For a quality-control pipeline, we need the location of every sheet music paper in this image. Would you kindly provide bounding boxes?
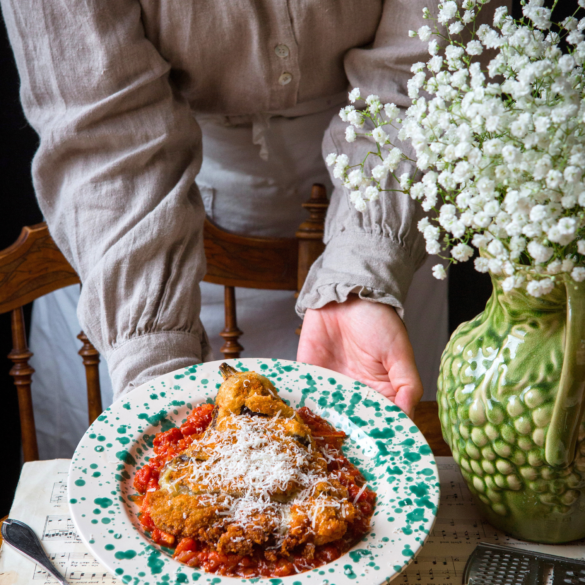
[1,457,584,585]
[0,459,120,585]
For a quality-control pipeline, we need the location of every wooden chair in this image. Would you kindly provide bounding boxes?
[0,184,330,463]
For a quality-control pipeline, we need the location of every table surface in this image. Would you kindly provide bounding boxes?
[413,400,450,456]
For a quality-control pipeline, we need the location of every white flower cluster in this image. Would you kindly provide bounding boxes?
[328,0,585,296]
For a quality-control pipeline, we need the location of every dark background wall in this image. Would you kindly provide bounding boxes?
[0,15,42,515]
[0,0,579,515]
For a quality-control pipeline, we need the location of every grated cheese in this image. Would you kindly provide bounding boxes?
[160,414,350,543]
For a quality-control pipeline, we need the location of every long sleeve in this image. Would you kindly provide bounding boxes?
[1,0,208,398]
[296,0,509,319]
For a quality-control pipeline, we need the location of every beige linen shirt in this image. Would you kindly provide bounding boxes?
[1,0,504,399]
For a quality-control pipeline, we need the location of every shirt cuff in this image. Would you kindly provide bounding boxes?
[295,230,420,320]
[106,329,211,401]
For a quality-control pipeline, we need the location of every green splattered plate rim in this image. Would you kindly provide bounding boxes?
[68,358,439,585]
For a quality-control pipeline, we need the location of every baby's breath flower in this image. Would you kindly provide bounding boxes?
[475,257,490,272]
[438,1,458,25]
[572,267,585,282]
[528,241,554,264]
[334,4,585,298]
[432,264,447,279]
[449,22,464,35]
[418,25,432,42]
[364,186,380,201]
[347,110,364,128]
[345,126,356,143]
[384,103,400,120]
[527,278,555,297]
[466,40,483,55]
[348,88,360,103]
[372,127,389,145]
[452,243,474,262]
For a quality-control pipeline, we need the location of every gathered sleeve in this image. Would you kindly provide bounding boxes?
[296,0,508,319]
[1,0,208,398]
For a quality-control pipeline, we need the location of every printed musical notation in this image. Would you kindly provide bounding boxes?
[42,515,82,543]
[32,552,119,584]
[398,555,466,585]
[49,476,67,505]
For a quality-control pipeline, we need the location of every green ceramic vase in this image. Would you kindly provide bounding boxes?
[438,271,585,543]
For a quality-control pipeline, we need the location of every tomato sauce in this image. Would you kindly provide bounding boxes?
[133,404,376,578]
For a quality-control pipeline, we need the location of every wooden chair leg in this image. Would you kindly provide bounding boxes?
[8,306,39,462]
[220,286,244,359]
[295,184,330,334]
[78,331,103,425]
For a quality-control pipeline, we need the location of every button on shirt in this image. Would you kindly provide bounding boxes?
[278,72,293,85]
[0,0,509,397]
[274,44,289,58]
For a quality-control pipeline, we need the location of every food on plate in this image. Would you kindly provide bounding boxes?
[133,363,376,578]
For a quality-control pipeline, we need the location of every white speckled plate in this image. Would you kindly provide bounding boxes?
[68,358,439,585]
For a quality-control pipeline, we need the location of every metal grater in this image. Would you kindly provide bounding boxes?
[463,542,585,585]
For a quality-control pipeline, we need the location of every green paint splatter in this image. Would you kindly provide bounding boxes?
[116,450,136,466]
[409,483,429,498]
[75,479,86,487]
[343,565,357,579]
[369,428,395,439]
[147,549,165,575]
[362,398,380,411]
[419,444,432,455]
[404,451,422,463]
[94,497,113,508]
[69,498,77,504]
[349,415,367,428]
[105,544,115,551]
[114,550,136,560]
[406,508,427,523]
[349,550,372,563]
[138,410,176,432]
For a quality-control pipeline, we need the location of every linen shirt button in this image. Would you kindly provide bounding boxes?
[274,44,289,58]
[278,72,293,85]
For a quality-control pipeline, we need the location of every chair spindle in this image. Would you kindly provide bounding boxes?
[220,285,244,359]
[77,331,103,425]
[8,306,39,462]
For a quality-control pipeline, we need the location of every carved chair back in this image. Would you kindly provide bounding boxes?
[0,184,329,462]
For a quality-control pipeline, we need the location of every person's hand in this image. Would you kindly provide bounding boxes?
[297,295,423,418]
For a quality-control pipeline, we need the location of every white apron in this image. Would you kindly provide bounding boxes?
[28,104,448,459]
